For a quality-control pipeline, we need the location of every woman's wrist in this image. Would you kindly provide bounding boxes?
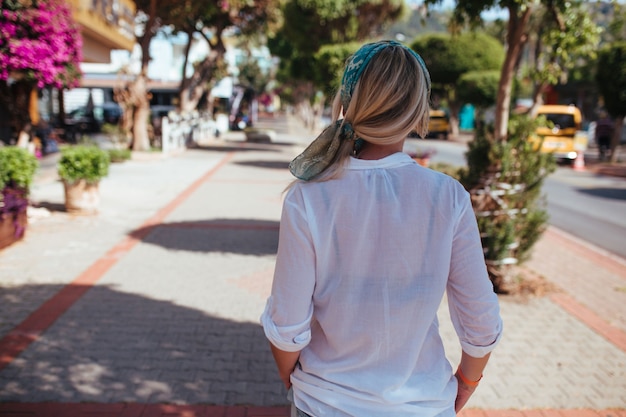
[456,366,482,388]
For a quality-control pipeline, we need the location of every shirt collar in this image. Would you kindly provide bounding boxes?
[347,152,415,170]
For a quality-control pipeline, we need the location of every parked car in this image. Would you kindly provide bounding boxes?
[150,105,176,120]
[530,104,588,162]
[64,102,123,142]
[408,109,451,139]
[427,109,450,139]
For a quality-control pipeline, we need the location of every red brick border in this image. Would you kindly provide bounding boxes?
[542,226,626,353]
[545,227,626,281]
[0,404,624,417]
[551,292,626,352]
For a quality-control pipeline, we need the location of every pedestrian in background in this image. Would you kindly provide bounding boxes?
[595,111,614,161]
[261,40,503,417]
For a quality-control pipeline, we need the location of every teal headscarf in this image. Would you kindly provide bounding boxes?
[340,40,431,111]
[289,40,430,181]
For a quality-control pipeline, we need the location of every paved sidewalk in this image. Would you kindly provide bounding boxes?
[0,114,625,416]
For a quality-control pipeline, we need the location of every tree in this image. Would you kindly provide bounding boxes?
[269,0,404,127]
[596,41,626,163]
[459,115,556,292]
[113,0,166,151]
[524,2,601,113]
[456,69,500,122]
[424,0,600,141]
[410,32,504,136]
[116,0,279,151]
[421,1,601,290]
[0,0,82,145]
[313,42,361,97]
[603,2,626,44]
[173,0,280,112]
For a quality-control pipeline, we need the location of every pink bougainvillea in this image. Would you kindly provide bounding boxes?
[0,0,83,89]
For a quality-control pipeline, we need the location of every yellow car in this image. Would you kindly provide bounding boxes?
[531,105,588,161]
[427,109,450,140]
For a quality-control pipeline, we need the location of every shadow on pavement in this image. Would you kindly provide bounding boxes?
[0,284,286,404]
[31,201,67,213]
[129,219,279,255]
[195,141,295,153]
[577,187,626,201]
[234,160,291,170]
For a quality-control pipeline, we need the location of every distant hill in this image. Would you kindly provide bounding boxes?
[382,7,450,42]
[385,1,622,44]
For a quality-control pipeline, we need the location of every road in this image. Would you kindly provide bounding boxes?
[405,137,626,259]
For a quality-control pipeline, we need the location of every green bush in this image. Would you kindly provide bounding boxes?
[0,146,38,191]
[107,148,132,163]
[429,162,463,180]
[58,145,110,184]
[459,114,556,293]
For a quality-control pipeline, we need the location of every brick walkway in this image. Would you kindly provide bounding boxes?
[1,115,625,416]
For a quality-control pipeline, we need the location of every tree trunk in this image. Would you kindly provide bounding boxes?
[130,74,151,151]
[448,99,461,139]
[610,116,624,164]
[179,30,226,113]
[494,5,533,141]
[124,0,157,151]
[0,79,34,146]
[12,81,34,148]
[528,81,548,116]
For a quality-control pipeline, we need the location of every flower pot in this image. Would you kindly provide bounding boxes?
[413,157,430,167]
[63,180,100,214]
[0,210,27,250]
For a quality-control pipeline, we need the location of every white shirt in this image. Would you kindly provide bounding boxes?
[261,152,502,417]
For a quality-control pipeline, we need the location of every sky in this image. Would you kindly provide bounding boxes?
[407,0,508,20]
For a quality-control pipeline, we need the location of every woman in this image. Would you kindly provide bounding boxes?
[261,40,503,417]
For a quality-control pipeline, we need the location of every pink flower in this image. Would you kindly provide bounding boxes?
[0,0,82,88]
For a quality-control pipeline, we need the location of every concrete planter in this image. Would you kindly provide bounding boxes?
[0,210,27,250]
[63,180,100,214]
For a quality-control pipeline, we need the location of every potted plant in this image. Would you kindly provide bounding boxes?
[0,147,38,249]
[57,145,110,214]
[407,147,436,167]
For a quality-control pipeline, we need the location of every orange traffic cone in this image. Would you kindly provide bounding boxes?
[573,151,586,171]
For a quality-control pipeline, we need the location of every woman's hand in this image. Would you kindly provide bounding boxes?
[454,351,489,413]
[269,343,300,391]
[454,372,477,412]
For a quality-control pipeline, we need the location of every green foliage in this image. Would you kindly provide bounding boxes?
[410,31,503,134]
[599,2,626,44]
[458,115,556,292]
[237,54,271,94]
[313,42,361,95]
[57,145,110,185]
[527,1,601,88]
[101,123,131,148]
[430,162,463,179]
[456,70,500,109]
[107,148,132,163]
[596,41,626,117]
[0,146,38,191]
[270,0,404,84]
[410,32,504,86]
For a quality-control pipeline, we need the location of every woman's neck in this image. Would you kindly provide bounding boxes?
[355,140,405,160]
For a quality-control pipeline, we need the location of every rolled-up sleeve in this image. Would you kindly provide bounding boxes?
[261,296,312,351]
[447,189,503,358]
[261,186,316,352]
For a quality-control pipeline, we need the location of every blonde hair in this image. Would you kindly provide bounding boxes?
[314,44,430,182]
